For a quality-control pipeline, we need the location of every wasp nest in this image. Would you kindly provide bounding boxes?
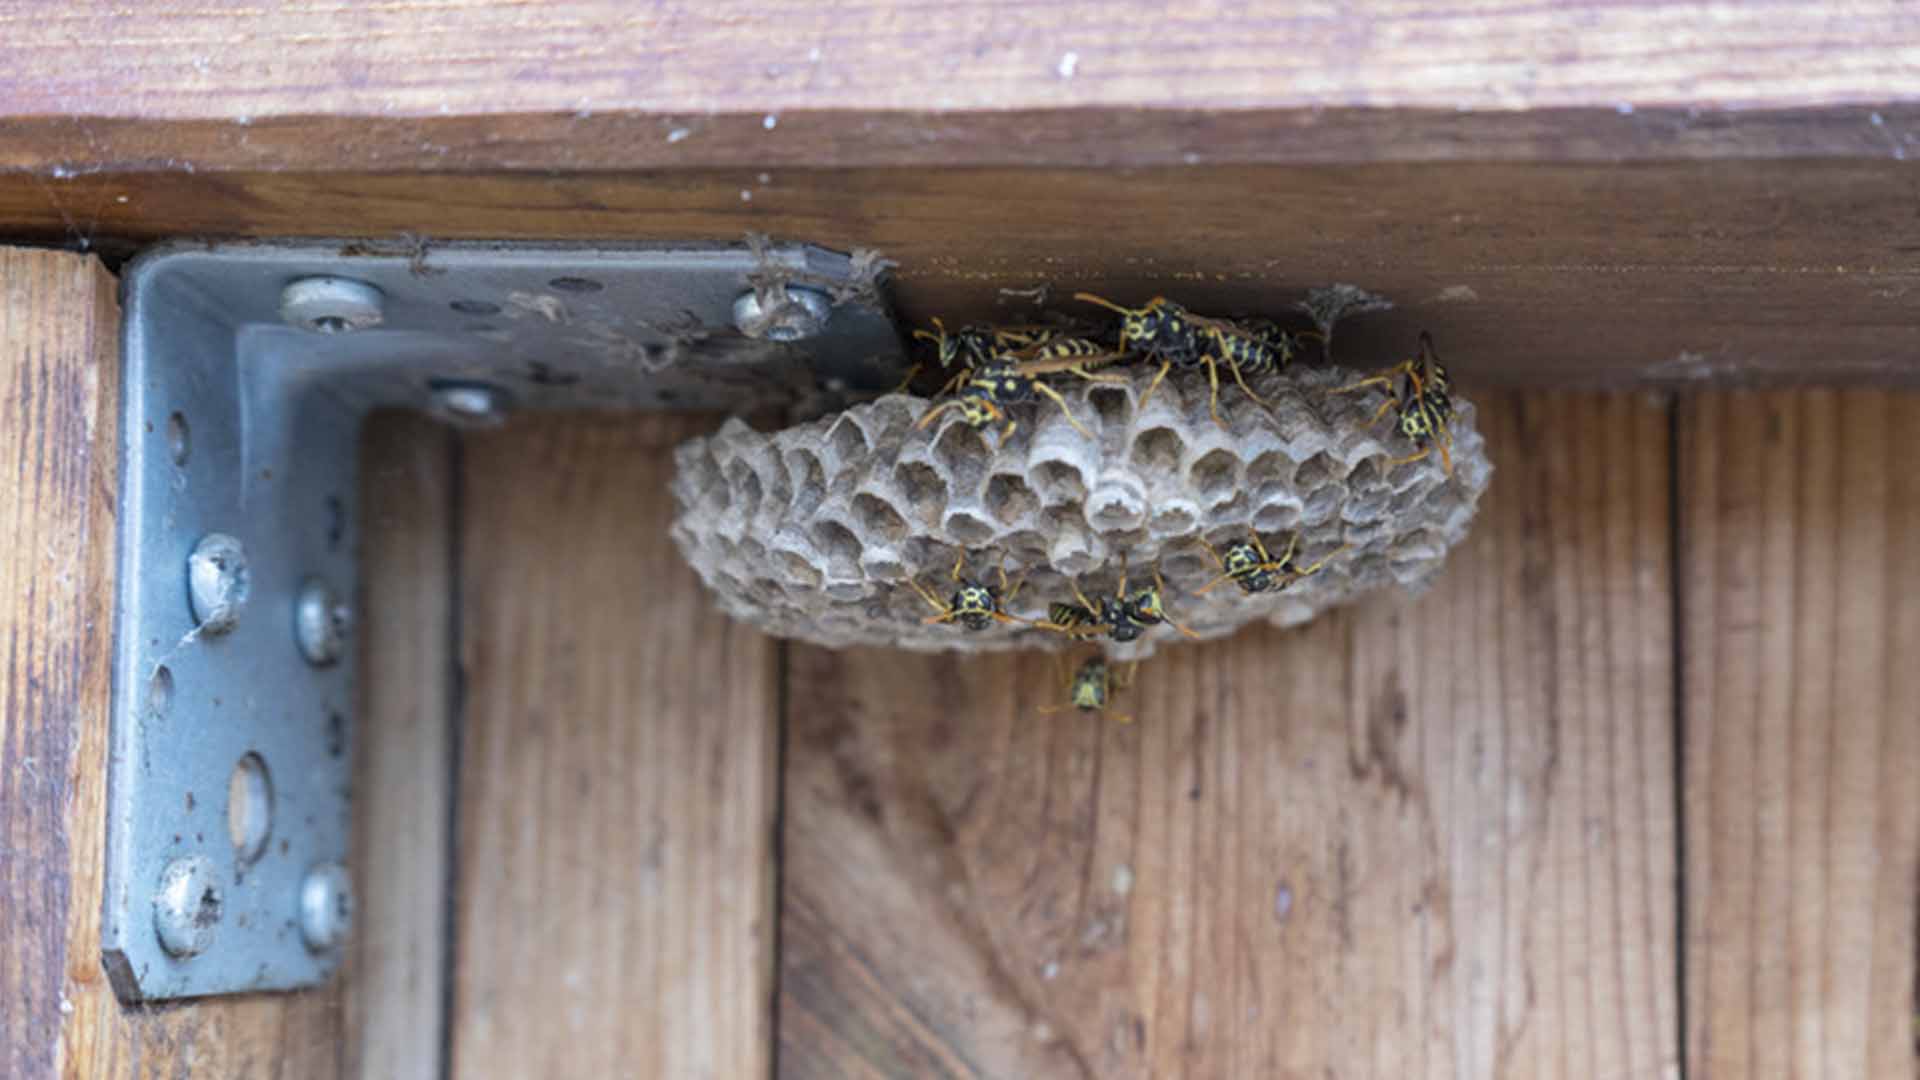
[670,364,1490,658]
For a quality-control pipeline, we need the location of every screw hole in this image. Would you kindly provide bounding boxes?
[326,712,347,759]
[227,753,273,865]
[165,412,190,466]
[309,315,351,334]
[450,298,501,315]
[547,276,603,293]
[148,665,173,719]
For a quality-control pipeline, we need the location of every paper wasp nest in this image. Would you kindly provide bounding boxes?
[670,364,1490,658]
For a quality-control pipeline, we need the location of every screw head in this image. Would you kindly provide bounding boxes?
[154,856,222,958]
[299,863,354,951]
[294,578,351,666]
[279,277,385,334]
[427,382,508,429]
[732,286,832,342]
[187,533,250,634]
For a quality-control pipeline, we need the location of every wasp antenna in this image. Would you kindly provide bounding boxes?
[914,401,955,430]
[1073,291,1133,315]
[1195,573,1235,596]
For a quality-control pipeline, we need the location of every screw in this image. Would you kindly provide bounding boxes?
[732,286,832,342]
[427,382,509,429]
[187,533,250,634]
[154,856,222,957]
[294,578,351,666]
[279,277,384,334]
[299,863,354,951]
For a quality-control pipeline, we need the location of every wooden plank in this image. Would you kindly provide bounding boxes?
[343,413,458,1078]
[6,162,1919,388]
[1,2,1917,172]
[779,391,1681,1077]
[1680,390,1920,1079]
[0,247,347,1077]
[451,414,779,1079]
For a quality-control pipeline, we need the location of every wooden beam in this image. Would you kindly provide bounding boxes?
[779,391,1682,1077]
[1,2,1917,173]
[1679,390,1920,1079]
[449,414,779,1079]
[343,413,459,1078]
[5,162,1919,388]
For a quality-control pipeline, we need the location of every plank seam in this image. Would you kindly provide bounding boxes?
[437,429,465,1080]
[1667,394,1690,1080]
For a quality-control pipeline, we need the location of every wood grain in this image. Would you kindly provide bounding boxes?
[451,414,779,1079]
[779,391,1681,1078]
[344,413,459,1079]
[1,2,1917,173]
[1680,391,1920,1079]
[0,247,348,1077]
[7,161,1920,388]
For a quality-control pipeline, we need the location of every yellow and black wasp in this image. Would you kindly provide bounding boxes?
[1195,527,1348,595]
[913,337,1121,443]
[1336,331,1455,474]
[1039,654,1139,725]
[1038,555,1200,643]
[1074,293,1308,428]
[906,551,1031,631]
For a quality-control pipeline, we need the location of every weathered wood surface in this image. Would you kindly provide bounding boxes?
[450,414,779,1079]
[1680,391,1920,1079]
[344,414,459,1079]
[2,2,1917,172]
[779,392,1683,1078]
[7,163,1920,388]
[0,247,349,1076]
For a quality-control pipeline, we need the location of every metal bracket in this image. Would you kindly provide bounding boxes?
[105,241,905,1001]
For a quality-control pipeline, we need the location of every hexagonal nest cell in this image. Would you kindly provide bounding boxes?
[670,363,1491,658]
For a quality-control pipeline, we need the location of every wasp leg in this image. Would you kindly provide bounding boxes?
[1195,571,1239,596]
[1333,373,1396,396]
[1436,424,1454,476]
[1138,360,1173,409]
[1030,382,1095,439]
[1116,551,1130,600]
[905,577,950,617]
[1106,710,1135,725]
[890,364,924,394]
[1203,356,1228,429]
[1387,445,1433,469]
[1367,395,1399,427]
[1226,355,1272,410]
[933,370,972,397]
[1275,530,1299,567]
[1195,534,1231,572]
[1289,543,1351,581]
[1065,363,1129,383]
[1114,660,1139,691]
[914,400,961,431]
[1067,579,1103,622]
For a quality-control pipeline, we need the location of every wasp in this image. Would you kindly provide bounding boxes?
[1039,555,1199,642]
[899,319,1056,394]
[913,337,1119,443]
[1336,331,1455,474]
[906,551,1030,630]
[1195,527,1348,595]
[1075,293,1302,428]
[1039,654,1139,725]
